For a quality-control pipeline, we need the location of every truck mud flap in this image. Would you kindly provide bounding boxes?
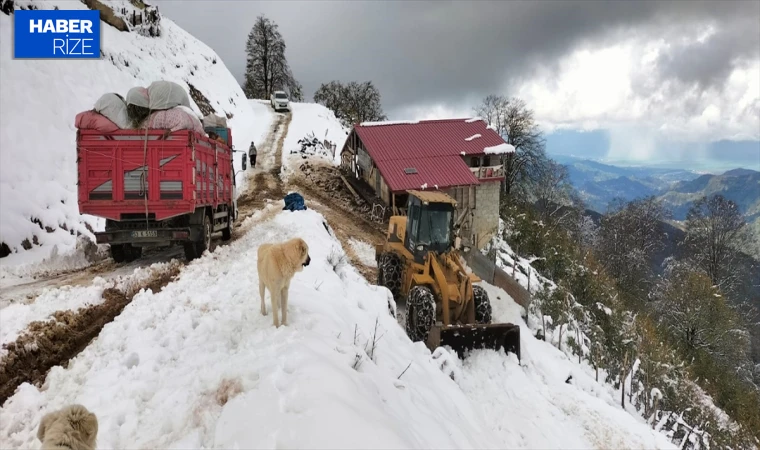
[432,323,521,361]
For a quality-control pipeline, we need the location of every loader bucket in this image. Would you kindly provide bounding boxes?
[434,323,521,361]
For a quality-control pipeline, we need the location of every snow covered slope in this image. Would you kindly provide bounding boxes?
[0,1,266,265]
[281,102,348,179]
[0,206,674,449]
[0,207,498,449]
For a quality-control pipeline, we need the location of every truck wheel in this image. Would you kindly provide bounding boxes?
[199,214,214,253]
[377,253,402,301]
[110,244,126,263]
[405,285,436,343]
[473,285,492,324]
[183,242,198,261]
[124,245,142,263]
[221,211,232,241]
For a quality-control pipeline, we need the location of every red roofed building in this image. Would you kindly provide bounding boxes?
[339,118,514,248]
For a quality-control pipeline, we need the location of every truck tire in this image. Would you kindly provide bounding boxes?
[124,244,142,263]
[221,210,232,241]
[110,244,126,263]
[473,285,492,324]
[405,285,436,343]
[184,214,214,261]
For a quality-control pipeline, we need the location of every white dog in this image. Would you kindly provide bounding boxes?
[257,237,310,327]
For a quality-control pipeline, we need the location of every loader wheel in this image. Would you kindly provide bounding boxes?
[377,253,402,301]
[110,244,126,263]
[405,286,436,343]
[473,285,492,324]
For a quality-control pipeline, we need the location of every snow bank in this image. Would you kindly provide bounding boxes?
[281,102,348,179]
[0,209,497,449]
[348,238,377,268]
[0,1,261,265]
[484,143,516,154]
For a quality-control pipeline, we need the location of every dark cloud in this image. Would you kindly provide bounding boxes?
[152,0,759,118]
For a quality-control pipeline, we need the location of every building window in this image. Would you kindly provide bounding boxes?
[483,155,491,167]
[470,156,480,167]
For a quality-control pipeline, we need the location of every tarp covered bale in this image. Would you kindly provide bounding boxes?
[147,80,191,111]
[202,114,227,128]
[126,86,149,108]
[143,105,204,133]
[75,110,120,133]
[126,86,151,127]
[93,93,130,129]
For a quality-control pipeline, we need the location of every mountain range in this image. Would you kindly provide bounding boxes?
[554,155,760,222]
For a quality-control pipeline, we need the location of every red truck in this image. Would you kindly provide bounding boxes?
[77,128,241,262]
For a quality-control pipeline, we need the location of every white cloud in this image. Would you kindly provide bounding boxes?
[514,32,760,143]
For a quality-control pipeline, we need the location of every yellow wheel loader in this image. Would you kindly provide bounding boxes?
[375,190,521,359]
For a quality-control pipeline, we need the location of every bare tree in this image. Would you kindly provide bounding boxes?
[684,195,752,297]
[596,196,668,297]
[473,95,547,198]
[534,159,574,221]
[244,15,302,100]
[314,80,386,127]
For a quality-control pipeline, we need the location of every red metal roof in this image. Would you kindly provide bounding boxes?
[380,156,479,192]
[353,118,507,192]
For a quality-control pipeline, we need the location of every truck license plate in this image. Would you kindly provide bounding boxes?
[131,230,158,238]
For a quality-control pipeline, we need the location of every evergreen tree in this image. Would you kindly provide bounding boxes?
[244,15,301,100]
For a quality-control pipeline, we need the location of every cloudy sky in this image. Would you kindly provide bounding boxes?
[154,0,760,168]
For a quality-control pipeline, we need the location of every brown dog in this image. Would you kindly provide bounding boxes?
[37,404,98,450]
[258,237,311,327]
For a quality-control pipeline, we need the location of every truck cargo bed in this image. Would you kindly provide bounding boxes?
[77,129,234,221]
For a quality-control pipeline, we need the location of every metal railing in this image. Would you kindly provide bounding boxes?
[469,164,504,179]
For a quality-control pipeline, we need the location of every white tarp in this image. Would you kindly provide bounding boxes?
[202,113,227,128]
[93,93,130,129]
[147,80,191,111]
[126,86,150,108]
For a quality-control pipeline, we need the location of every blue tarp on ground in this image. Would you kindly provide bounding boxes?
[283,192,307,212]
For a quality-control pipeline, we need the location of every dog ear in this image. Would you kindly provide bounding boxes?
[37,411,59,441]
[299,239,309,257]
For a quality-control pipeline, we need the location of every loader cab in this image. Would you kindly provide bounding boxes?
[405,194,455,262]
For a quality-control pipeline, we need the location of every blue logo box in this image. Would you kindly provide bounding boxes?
[14,9,100,59]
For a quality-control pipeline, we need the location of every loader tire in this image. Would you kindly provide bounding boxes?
[377,253,402,301]
[405,285,436,343]
[473,285,492,324]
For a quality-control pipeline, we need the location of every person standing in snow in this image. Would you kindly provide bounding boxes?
[249,142,257,169]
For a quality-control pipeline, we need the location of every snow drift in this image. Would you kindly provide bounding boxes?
[0,0,265,266]
[281,102,348,180]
